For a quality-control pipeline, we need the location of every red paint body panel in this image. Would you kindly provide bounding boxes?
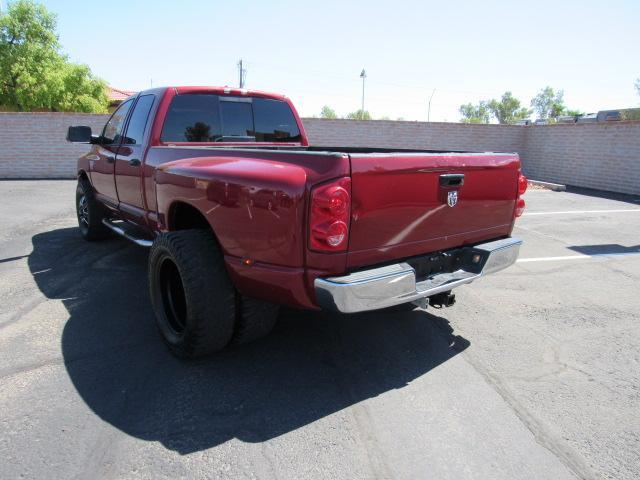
[75,86,521,310]
[147,146,349,308]
[225,256,317,310]
[347,153,519,268]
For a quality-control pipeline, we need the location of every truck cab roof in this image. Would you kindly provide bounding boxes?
[131,86,290,102]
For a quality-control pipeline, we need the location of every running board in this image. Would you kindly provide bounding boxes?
[102,219,153,247]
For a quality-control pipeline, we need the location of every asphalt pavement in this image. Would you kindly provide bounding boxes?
[1,180,639,479]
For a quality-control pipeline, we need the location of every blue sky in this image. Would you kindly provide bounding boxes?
[29,0,640,121]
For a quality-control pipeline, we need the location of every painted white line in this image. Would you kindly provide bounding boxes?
[517,251,640,263]
[518,255,589,263]
[523,209,640,216]
[206,204,220,214]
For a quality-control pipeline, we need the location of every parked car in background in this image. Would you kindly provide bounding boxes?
[577,113,598,123]
[596,110,621,122]
[557,115,578,124]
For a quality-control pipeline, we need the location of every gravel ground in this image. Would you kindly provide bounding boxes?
[1,180,639,480]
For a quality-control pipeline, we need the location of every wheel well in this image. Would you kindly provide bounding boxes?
[169,202,212,231]
[78,170,89,183]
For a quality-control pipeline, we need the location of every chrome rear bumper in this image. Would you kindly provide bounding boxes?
[314,238,522,313]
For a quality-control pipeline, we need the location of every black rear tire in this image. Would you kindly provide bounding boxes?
[76,178,111,241]
[149,230,236,358]
[232,295,279,345]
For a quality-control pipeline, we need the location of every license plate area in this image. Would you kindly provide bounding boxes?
[406,246,487,281]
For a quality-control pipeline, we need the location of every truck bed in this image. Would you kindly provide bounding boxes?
[150,144,520,271]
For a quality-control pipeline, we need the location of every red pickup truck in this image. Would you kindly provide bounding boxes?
[67,86,526,358]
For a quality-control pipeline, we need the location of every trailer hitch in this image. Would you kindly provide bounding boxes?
[429,291,456,308]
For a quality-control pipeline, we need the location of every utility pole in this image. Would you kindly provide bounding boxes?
[0,0,5,13]
[238,59,247,88]
[427,88,436,122]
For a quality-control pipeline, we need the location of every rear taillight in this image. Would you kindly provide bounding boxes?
[518,174,528,196]
[309,177,351,252]
[515,174,527,217]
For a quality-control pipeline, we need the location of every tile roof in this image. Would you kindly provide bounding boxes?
[107,86,136,102]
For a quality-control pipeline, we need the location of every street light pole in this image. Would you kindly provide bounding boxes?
[360,69,367,116]
[427,88,436,122]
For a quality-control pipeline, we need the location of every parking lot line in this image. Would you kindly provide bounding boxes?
[517,251,640,263]
[523,209,640,216]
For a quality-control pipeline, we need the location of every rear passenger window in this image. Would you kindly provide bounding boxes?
[161,94,221,142]
[123,95,155,145]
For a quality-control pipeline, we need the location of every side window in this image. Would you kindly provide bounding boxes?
[161,94,221,142]
[123,95,155,145]
[220,99,254,137]
[102,100,133,145]
[252,98,301,142]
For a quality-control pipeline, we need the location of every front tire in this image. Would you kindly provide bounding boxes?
[149,230,236,358]
[76,178,110,240]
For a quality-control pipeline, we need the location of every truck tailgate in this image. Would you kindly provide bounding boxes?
[347,153,520,268]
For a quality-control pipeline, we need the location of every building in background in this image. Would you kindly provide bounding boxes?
[107,86,136,112]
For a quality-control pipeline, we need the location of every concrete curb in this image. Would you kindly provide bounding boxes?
[528,180,567,192]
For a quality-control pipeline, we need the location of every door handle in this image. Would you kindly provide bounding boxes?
[106,156,115,163]
[439,174,465,187]
[129,158,141,167]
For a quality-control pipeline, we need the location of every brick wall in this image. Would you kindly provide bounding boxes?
[520,122,640,195]
[0,112,108,179]
[1,113,638,195]
[303,118,525,153]
[304,118,640,195]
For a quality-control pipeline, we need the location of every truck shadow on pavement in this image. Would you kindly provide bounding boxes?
[29,227,469,455]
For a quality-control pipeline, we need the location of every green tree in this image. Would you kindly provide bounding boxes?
[319,105,337,119]
[565,109,584,117]
[620,109,640,121]
[346,109,371,120]
[530,86,566,121]
[459,101,491,123]
[53,62,109,112]
[487,91,531,124]
[0,0,108,112]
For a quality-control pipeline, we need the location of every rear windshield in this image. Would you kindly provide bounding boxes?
[161,94,301,143]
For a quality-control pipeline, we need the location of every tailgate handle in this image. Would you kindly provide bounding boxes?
[439,174,464,187]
